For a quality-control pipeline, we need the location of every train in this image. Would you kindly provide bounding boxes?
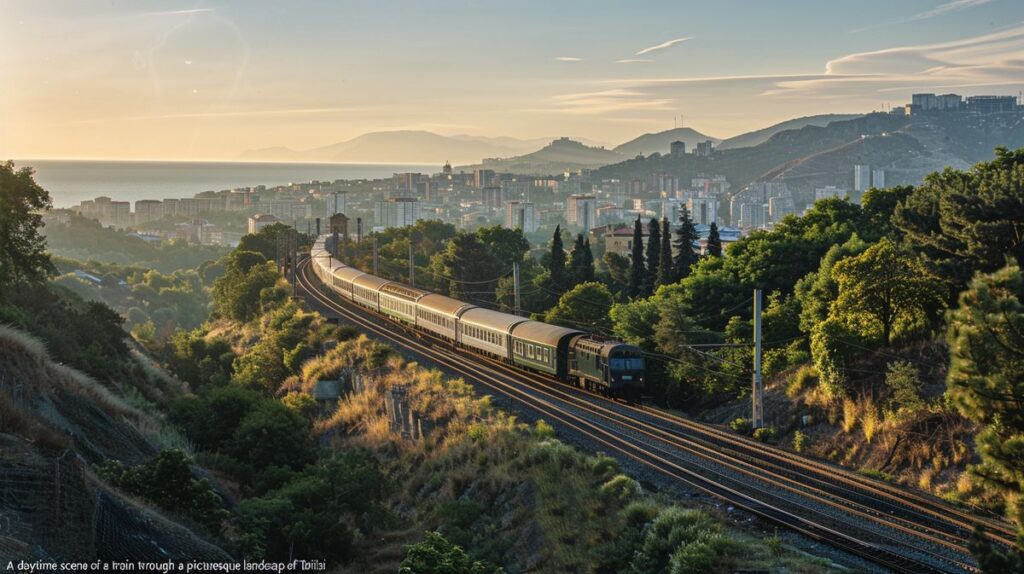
[309,235,646,396]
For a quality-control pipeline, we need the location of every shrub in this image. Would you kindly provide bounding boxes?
[533,419,555,440]
[842,398,859,433]
[861,402,880,443]
[729,418,752,435]
[786,365,818,398]
[752,426,776,443]
[792,430,808,453]
[764,529,783,557]
[601,474,641,503]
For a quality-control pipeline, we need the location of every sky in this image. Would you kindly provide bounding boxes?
[2,0,1023,161]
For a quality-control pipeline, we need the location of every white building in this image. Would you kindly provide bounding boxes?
[854,164,872,192]
[248,214,281,234]
[871,169,885,189]
[374,197,421,229]
[566,194,597,230]
[814,186,848,202]
[505,201,536,233]
[134,200,164,224]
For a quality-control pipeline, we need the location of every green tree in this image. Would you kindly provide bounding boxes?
[399,531,504,574]
[0,161,54,291]
[947,262,1024,529]
[894,147,1024,295]
[672,207,700,281]
[211,250,281,322]
[96,449,228,531]
[476,225,530,265]
[431,232,501,301]
[548,225,567,294]
[831,238,946,346]
[544,281,614,333]
[705,222,722,258]
[794,235,869,334]
[604,251,630,293]
[861,185,913,241]
[657,217,673,287]
[237,223,300,261]
[568,233,595,284]
[644,218,661,295]
[628,218,646,298]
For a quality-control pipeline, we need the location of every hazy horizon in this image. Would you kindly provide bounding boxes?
[3,0,1023,161]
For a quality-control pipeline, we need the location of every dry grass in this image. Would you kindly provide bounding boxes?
[842,398,859,433]
[861,402,879,443]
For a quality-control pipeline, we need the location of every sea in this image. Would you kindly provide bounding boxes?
[16,159,434,208]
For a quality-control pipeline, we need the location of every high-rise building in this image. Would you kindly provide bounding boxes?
[134,200,164,224]
[374,197,421,228]
[965,95,1017,114]
[670,140,686,158]
[505,202,536,233]
[566,194,597,231]
[871,169,885,189]
[854,164,872,192]
[325,191,347,221]
[814,186,847,202]
[482,186,502,209]
[473,169,495,188]
[687,197,718,226]
[695,140,715,157]
[768,195,795,222]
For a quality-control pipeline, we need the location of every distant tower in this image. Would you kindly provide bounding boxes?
[854,165,872,192]
[442,161,453,177]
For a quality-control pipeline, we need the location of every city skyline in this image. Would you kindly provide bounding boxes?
[2,0,1023,161]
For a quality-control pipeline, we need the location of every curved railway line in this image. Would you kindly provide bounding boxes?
[296,256,1016,573]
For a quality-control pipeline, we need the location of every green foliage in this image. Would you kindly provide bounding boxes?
[96,449,228,531]
[568,233,595,286]
[946,262,1024,527]
[809,318,862,400]
[211,250,281,322]
[0,161,53,290]
[544,281,614,333]
[861,185,914,240]
[630,507,731,574]
[705,221,722,258]
[885,360,925,415]
[237,223,300,261]
[43,214,229,272]
[894,147,1024,295]
[969,526,1024,574]
[794,235,869,333]
[431,232,502,302]
[644,218,661,295]
[792,431,808,453]
[477,225,530,267]
[786,366,818,398]
[831,238,946,345]
[729,418,753,435]
[600,474,640,503]
[753,426,777,443]
[532,419,555,440]
[238,452,385,561]
[672,206,700,282]
[399,531,504,574]
[548,225,567,295]
[603,251,631,294]
[167,330,235,389]
[657,217,674,287]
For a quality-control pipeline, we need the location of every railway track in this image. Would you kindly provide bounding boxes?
[296,257,1011,573]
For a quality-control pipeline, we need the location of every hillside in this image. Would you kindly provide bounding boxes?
[613,127,720,158]
[464,137,624,175]
[0,326,230,561]
[717,114,863,150]
[595,111,1024,206]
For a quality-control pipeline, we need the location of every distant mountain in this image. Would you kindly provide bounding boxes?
[239,130,536,165]
[594,111,1024,209]
[462,137,624,174]
[717,114,863,150]
[613,127,720,158]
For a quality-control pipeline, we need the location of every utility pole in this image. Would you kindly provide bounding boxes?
[752,288,764,429]
[356,217,363,244]
[372,235,379,276]
[513,261,521,316]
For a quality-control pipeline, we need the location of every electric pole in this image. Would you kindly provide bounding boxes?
[752,288,764,429]
[513,261,521,317]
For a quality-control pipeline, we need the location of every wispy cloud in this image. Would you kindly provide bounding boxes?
[538,89,672,115]
[910,0,993,21]
[73,106,372,124]
[554,56,583,62]
[635,37,691,56]
[616,58,653,64]
[148,8,214,17]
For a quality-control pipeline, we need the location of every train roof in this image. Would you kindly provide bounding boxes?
[418,293,476,318]
[459,307,528,332]
[352,272,391,291]
[380,282,430,301]
[575,337,641,357]
[332,264,366,283]
[511,321,585,347]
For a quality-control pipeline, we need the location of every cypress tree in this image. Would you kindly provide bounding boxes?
[568,233,586,285]
[673,206,700,281]
[706,221,723,258]
[644,218,661,295]
[550,224,566,291]
[657,217,673,286]
[581,238,595,282]
[628,217,646,298]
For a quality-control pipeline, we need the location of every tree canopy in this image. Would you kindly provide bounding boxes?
[0,161,53,291]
